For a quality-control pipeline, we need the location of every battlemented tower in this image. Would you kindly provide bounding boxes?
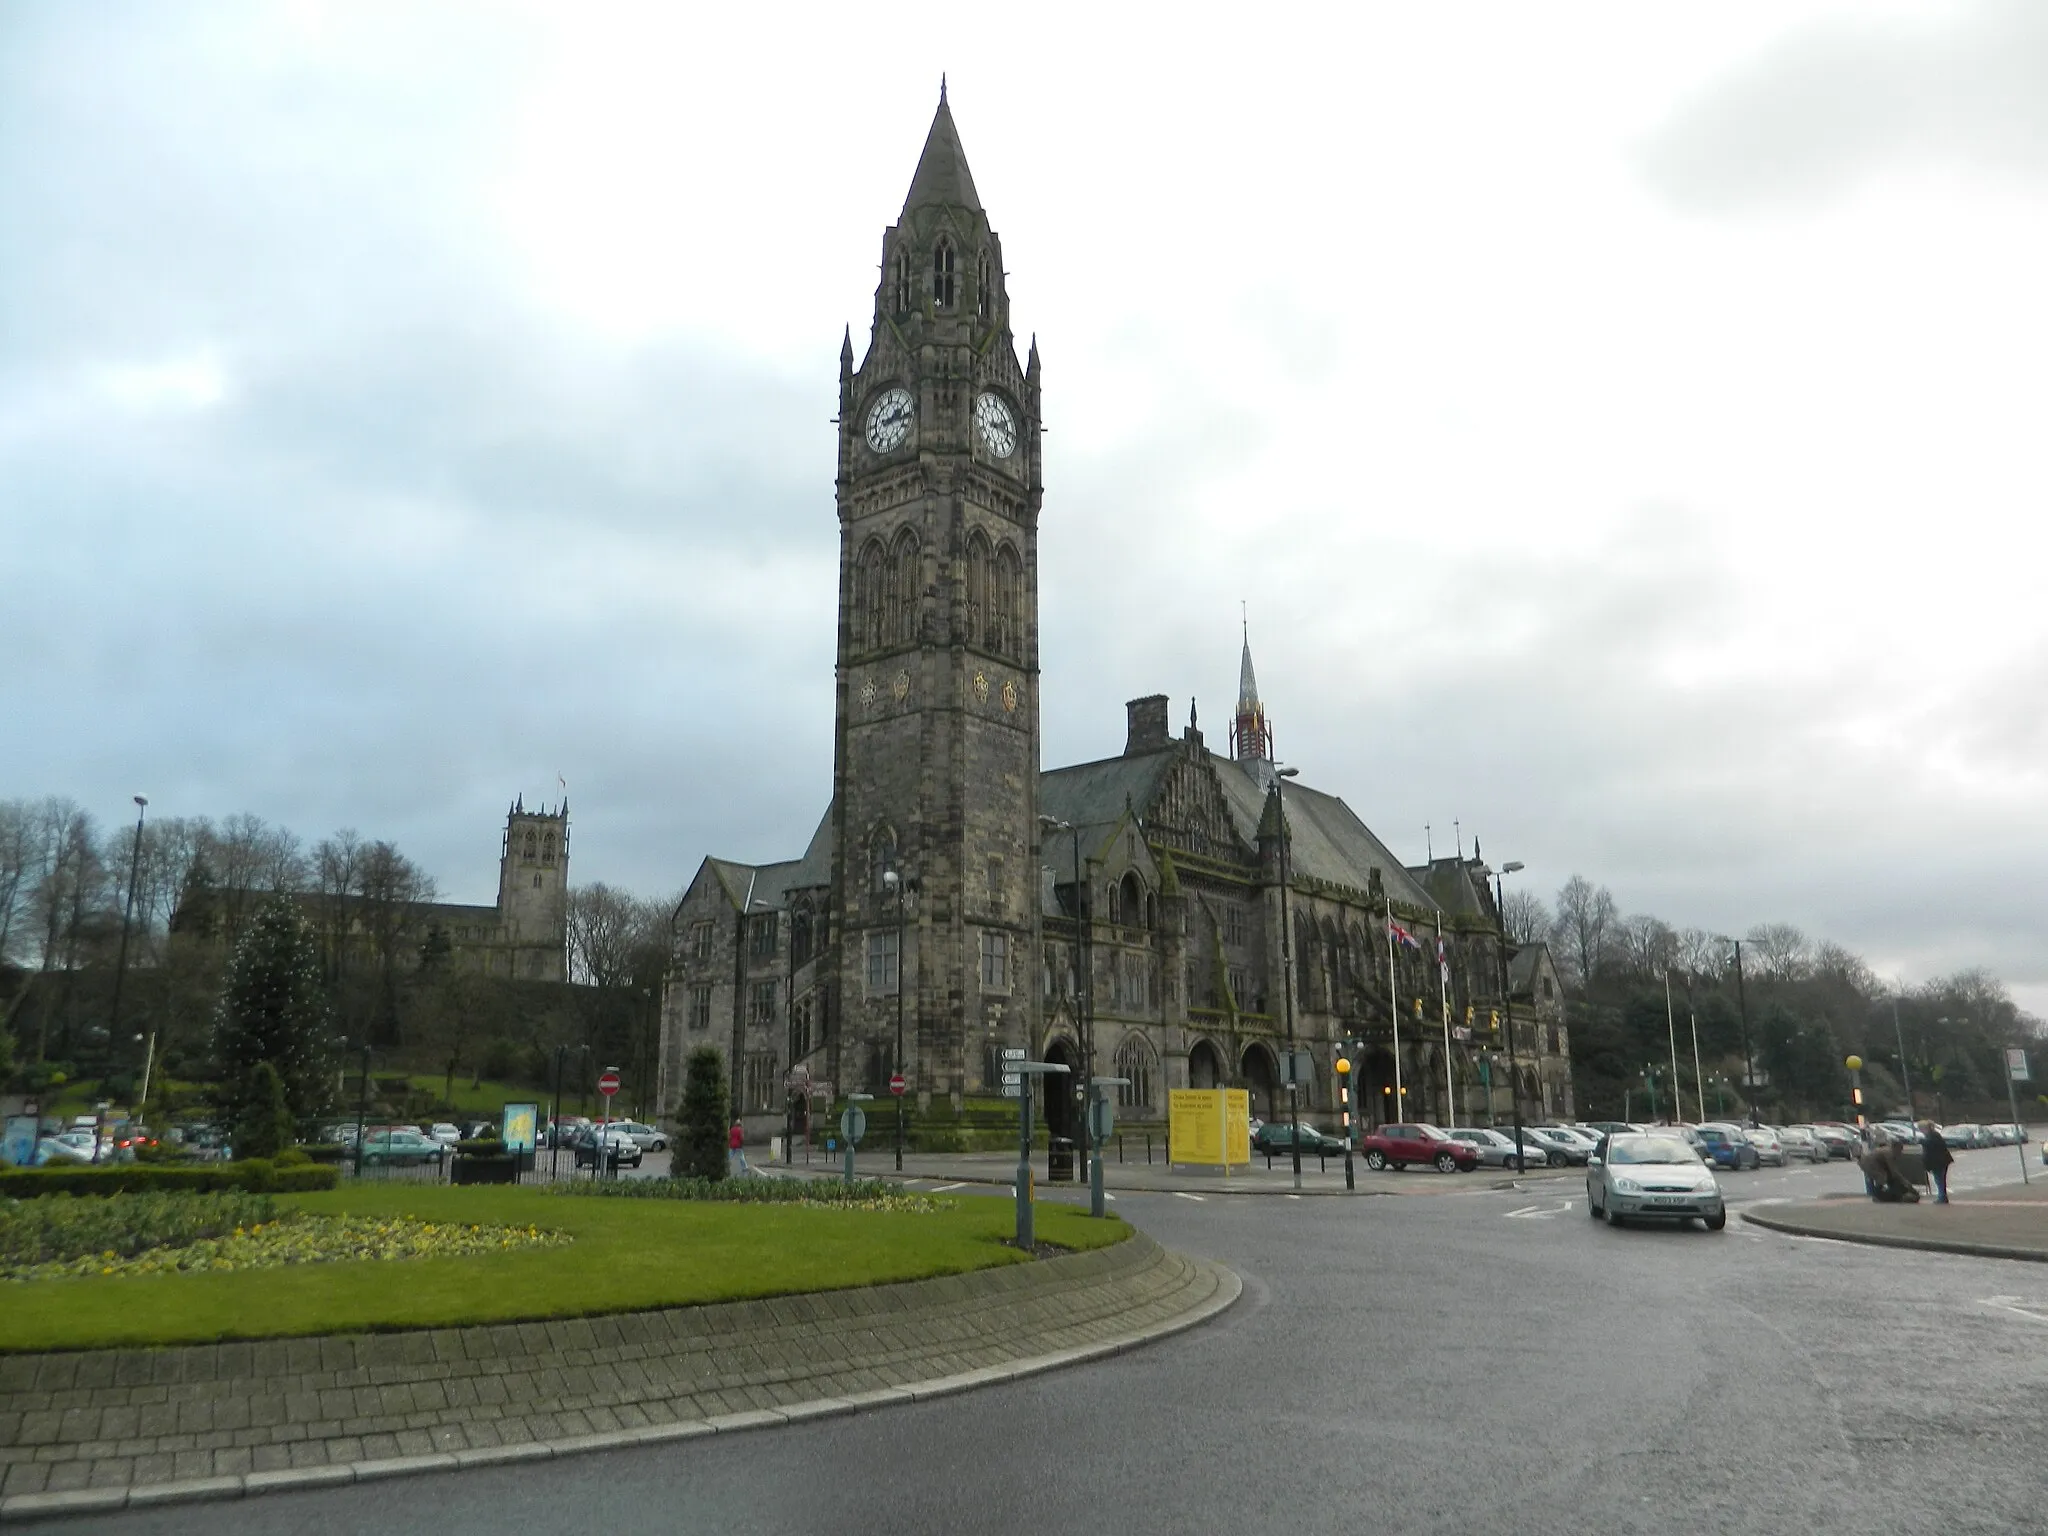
[497,794,569,981]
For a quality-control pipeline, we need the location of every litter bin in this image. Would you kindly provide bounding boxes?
[1047,1137,1076,1183]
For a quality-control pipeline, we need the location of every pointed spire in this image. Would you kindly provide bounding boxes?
[1232,612,1272,764]
[840,324,853,366]
[901,86,983,216]
[1237,613,1260,712]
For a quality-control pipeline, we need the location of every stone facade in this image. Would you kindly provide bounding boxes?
[656,92,1572,1135]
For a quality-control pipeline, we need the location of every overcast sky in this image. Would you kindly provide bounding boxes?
[6,2,2046,1015]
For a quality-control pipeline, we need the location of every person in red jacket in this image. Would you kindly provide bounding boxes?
[728,1120,749,1177]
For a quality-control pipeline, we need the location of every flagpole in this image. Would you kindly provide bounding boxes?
[1436,912,1455,1128]
[1385,894,1403,1118]
[1663,970,1684,1123]
[1686,972,1706,1122]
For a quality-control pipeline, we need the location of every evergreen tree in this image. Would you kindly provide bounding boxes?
[232,1059,295,1159]
[212,898,333,1135]
[675,1045,728,1181]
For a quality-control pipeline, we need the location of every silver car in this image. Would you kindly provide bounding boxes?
[1447,1127,1522,1168]
[1587,1134,1727,1231]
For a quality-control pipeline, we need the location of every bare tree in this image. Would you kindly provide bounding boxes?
[312,829,365,979]
[1676,927,1724,978]
[1616,914,1679,979]
[567,882,665,989]
[1549,874,1617,990]
[1501,887,1550,945]
[1745,922,1811,984]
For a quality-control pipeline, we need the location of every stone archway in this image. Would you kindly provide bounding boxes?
[1240,1040,1280,1123]
[1042,1036,1081,1142]
[1188,1038,1225,1091]
[1360,1047,1397,1128]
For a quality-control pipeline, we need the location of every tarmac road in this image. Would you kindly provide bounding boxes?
[45,1151,2048,1536]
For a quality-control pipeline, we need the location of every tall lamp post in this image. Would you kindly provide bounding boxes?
[1038,816,1093,1188]
[108,795,148,1106]
[1716,936,1758,1124]
[1881,991,1915,1119]
[882,869,910,1172]
[1273,768,1303,1191]
[1491,860,1527,1174]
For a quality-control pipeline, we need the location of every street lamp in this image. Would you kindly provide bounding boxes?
[882,868,911,1172]
[347,1038,374,1177]
[1274,767,1303,1192]
[1038,815,1093,1188]
[1879,991,1914,1119]
[1491,860,1527,1175]
[1715,936,1758,1124]
[108,795,148,1111]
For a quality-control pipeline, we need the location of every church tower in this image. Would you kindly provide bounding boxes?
[1231,624,1273,765]
[829,86,1043,1106]
[496,794,569,981]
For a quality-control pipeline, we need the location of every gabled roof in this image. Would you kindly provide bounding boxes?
[901,89,982,217]
[691,807,835,917]
[1409,857,1492,923]
[1040,751,1177,833]
[1209,756,1438,911]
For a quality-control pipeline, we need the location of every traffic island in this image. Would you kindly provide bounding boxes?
[1742,1179,2048,1262]
[0,1229,1237,1521]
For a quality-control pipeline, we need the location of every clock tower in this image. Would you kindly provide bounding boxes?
[830,85,1043,1106]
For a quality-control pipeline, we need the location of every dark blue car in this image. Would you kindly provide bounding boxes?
[1693,1124,1760,1170]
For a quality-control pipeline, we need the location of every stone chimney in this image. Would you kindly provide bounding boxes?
[1125,695,1170,756]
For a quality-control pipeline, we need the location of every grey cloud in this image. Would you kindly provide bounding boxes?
[1638,0,2048,210]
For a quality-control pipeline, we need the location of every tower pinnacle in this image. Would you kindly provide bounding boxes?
[1231,615,1272,764]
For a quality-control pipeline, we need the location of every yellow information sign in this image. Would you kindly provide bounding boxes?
[1169,1088,1250,1168]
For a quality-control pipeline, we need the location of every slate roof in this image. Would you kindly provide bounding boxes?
[1409,858,1493,923]
[696,810,834,915]
[901,90,982,216]
[1209,756,1437,911]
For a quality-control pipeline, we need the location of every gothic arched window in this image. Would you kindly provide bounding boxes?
[966,530,991,648]
[869,826,897,893]
[542,832,557,864]
[993,542,1022,656]
[857,539,886,650]
[523,829,538,859]
[892,249,910,313]
[933,239,955,309]
[892,530,919,643]
[977,249,993,320]
[791,899,815,968]
[1113,1034,1156,1109]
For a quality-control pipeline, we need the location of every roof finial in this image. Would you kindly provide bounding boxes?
[940,72,947,104]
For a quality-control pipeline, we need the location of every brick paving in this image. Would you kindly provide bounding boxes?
[1742,1178,2048,1260]
[0,1232,1234,1521]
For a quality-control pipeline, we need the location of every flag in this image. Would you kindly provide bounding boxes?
[1437,935,1450,984]
[1390,921,1420,950]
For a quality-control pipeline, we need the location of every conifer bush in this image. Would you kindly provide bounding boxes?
[675,1046,729,1181]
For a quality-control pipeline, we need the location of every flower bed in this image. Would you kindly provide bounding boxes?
[0,1190,277,1268]
[550,1176,948,1212]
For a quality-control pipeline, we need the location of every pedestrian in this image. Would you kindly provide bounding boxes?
[728,1120,749,1178]
[1921,1120,1953,1204]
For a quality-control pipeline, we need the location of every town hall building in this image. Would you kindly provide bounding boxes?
[657,90,1572,1140]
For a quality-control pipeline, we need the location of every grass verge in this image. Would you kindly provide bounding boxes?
[0,1184,1128,1354]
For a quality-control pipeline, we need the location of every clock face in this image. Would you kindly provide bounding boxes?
[865,388,915,453]
[974,393,1016,458]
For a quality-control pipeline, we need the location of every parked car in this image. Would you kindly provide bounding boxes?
[565,1126,643,1170]
[1251,1121,1347,1157]
[357,1129,447,1167]
[607,1120,670,1153]
[1810,1123,1859,1160]
[36,1135,98,1165]
[1586,1133,1726,1230]
[1505,1127,1588,1167]
[1361,1124,1481,1174]
[428,1123,463,1146]
[1693,1124,1761,1171]
[1447,1127,1524,1168]
[1942,1123,1989,1150]
[1778,1127,1829,1163]
[1744,1127,1787,1167]
[1877,1121,1922,1146]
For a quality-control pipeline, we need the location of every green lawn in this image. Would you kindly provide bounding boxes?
[0,1185,1128,1353]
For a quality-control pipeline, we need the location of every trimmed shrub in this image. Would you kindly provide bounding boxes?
[0,1162,339,1200]
[675,1046,728,1181]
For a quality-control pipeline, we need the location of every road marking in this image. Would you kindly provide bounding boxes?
[930,1182,967,1192]
[1978,1295,2048,1327]
[1174,1192,1207,1202]
[1505,1200,1572,1220]
[1104,1193,1116,1202]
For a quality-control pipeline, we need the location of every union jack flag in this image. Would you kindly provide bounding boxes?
[1389,921,1420,950]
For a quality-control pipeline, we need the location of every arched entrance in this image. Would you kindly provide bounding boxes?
[1240,1041,1280,1123]
[1360,1047,1397,1128]
[1042,1036,1081,1142]
[1188,1038,1224,1090]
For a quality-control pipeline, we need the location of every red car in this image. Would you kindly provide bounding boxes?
[1361,1123,1481,1173]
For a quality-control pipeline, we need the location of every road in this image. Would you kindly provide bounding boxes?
[33,1147,2048,1535]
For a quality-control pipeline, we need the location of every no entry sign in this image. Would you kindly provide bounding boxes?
[597,1069,621,1098]
[889,1073,907,1097]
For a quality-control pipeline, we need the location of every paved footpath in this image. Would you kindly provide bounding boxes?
[1742,1176,2048,1260]
[0,1230,1235,1524]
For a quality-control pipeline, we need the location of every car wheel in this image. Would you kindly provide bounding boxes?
[1605,1202,1624,1227]
[1547,1150,1566,1168]
[650,1138,666,1152]
[1363,1149,1387,1171]
[1704,1211,1727,1231]
[1586,1190,1602,1218]
[1434,1151,1457,1173]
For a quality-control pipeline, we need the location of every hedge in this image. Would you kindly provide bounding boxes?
[0,1161,339,1199]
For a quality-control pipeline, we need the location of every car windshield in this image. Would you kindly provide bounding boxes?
[1608,1137,1701,1166]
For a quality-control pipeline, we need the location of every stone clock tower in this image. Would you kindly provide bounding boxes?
[830,86,1043,1107]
